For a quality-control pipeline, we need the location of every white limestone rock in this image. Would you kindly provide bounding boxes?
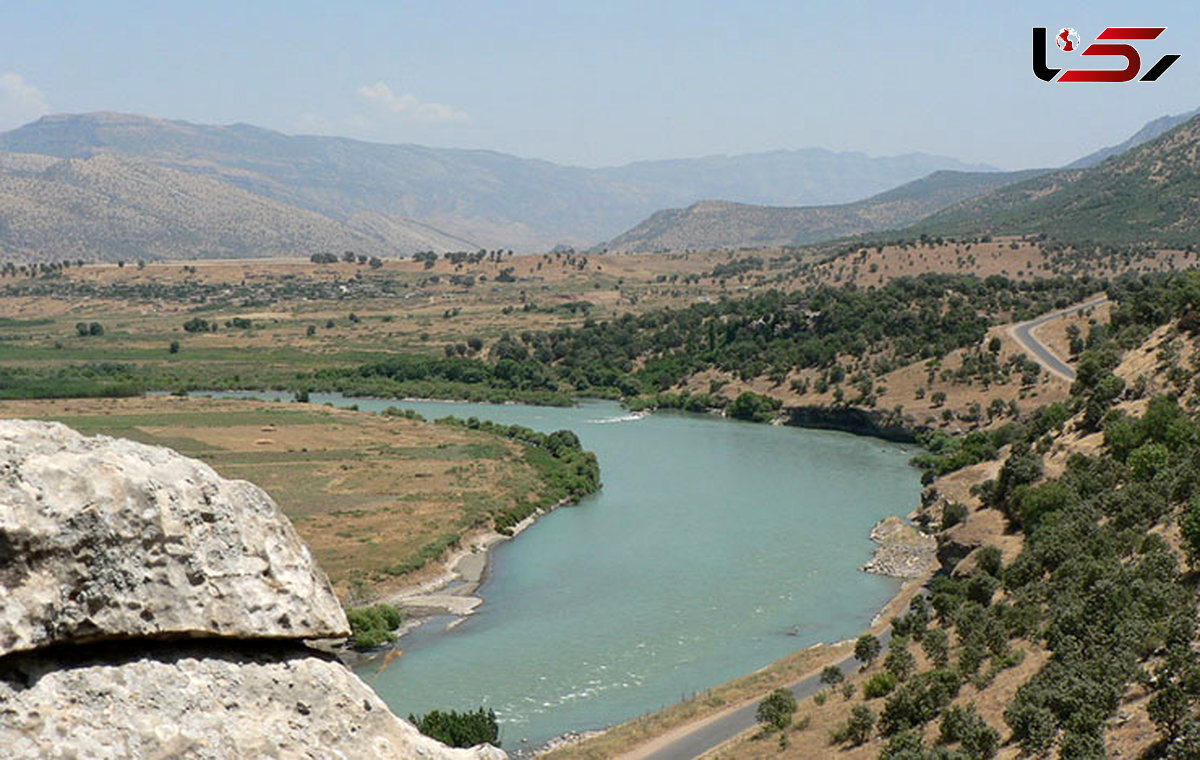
[0,419,349,656]
[0,643,505,759]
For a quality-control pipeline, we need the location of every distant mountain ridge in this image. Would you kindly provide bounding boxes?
[602,107,1200,252]
[1066,107,1200,169]
[0,112,993,261]
[602,169,1047,252]
[909,113,1200,248]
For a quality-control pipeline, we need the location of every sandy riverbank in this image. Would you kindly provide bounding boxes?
[372,498,572,639]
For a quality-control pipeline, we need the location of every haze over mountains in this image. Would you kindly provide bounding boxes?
[604,107,1200,252]
[0,112,991,262]
[0,107,1194,262]
[912,112,1200,249]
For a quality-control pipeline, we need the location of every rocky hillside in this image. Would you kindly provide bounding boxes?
[912,113,1200,248]
[0,112,992,258]
[0,419,504,759]
[601,170,1045,252]
[0,152,442,262]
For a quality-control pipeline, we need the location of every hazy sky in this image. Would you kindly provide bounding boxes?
[2,1,1198,169]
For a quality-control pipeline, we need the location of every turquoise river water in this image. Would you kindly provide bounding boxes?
[208,392,922,750]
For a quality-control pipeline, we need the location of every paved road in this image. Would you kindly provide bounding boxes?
[640,624,904,760]
[1008,296,1108,382]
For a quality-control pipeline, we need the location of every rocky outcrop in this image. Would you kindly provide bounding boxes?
[0,642,504,759]
[0,419,348,657]
[784,406,921,443]
[861,516,938,579]
[0,420,505,759]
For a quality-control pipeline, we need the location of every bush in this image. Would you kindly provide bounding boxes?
[819,665,845,686]
[942,501,968,530]
[863,671,898,699]
[755,688,797,730]
[345,603,403,650]
[727,391,783,423]
[831,704,875,746]
[409,707,499,748]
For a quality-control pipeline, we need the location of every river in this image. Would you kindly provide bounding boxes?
[204,392,922,750]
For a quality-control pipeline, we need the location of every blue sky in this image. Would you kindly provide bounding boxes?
[2,1,1198,169]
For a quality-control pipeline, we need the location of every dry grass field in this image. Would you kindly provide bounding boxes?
[0,395,552,603]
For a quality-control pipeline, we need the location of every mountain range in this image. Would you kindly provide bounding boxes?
[909,112,1200,249]
[602,108,1200,252]
[0,107,1195,262]
[0,112,992,261]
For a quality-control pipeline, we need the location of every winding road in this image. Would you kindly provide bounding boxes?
[1007,295,1108,382]
[626,299,1108,760]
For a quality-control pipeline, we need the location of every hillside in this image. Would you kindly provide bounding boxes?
[601,169,1045,252]
[0,112,992,256]
[912,113,1200,249]
[1066,106,1200,169]
[0,151,474,261]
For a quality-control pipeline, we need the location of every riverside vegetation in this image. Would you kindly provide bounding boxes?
[548,269,1200,759]
[8,241,1200,756]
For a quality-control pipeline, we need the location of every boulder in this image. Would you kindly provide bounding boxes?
[0,420,506,758]
[0,420,349,656]
[0,642,505,759]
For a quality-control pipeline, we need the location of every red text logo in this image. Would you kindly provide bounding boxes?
[1033,27,1180,82]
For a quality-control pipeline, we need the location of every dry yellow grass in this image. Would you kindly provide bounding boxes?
[0,395,550,603]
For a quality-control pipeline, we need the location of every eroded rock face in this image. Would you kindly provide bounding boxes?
[0,419,506,758]
[0,420,349,656]
[0,642,506,760]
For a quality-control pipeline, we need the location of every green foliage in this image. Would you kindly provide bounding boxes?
[0,363,144,400]
[755,688,797,731]
[726,391,782,423]
[941,502,968,530]
[921,628,951,670]
[939,703,1000,759]
[434,417,600,533]
[913,427,1013,479]
[855,633,882,667]
[819,665,845,686]
[408,707,500,748]
[990,397,1200,756]
[830,704,875,747]
[1181,498,1200,570]
[345,603,403,650]
[878,669,962,737]
[863,671,898,699]
[884,639,917,682]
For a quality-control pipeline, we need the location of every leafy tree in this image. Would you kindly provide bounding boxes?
[819,665,845,686]
[831,704,875,747]
[727,392,782,423]
[922,628,950,669]
[855,633,882,668]
[884,639,917,682]
[755,688,797,731]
